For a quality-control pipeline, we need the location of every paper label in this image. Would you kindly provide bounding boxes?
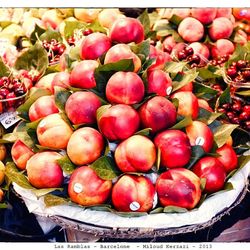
[195,137,205,146]
[129,201,140,211]
[0,111,21,129]
[166,86,173,95]
[73,183,83,194]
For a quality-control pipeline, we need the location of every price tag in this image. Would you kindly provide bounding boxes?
[0,111,21,129]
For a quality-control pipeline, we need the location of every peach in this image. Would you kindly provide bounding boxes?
[37,113,73,149]
[154,130,191,169]
[0,144,6,161]
[171,91,199,119]
[11,140,35,170]
[112,175,155,212]
[147,69,173,96]
[29,95,59,122]
[65,91,101,125]
[109,17,144,44]
[162,36,177,53]
[67,127,104,165]
[148,45,171,71]
[216,8,232,18]
[188,42,210,60]
[98,9,125,29]
[186,121,214,153]
[41,9,63,29]
[104,44,141,73]
[80,33,111,60]
[211,39,235,58]
[208,17,234,41]
[192,156,226,193]
[233,8,250,21]
[106,71,145,105]
[26,151,64,189]
[98,104,140,141]
[69,60,99,89]
[51,72,70,94]
[156,168,201,209]
[178,17,204,42]
[191,8,217,24]
[139,96,177,133]
[68,166,112,206]
[0,188,4,202]
[172,8,191,19]
[35,73,57,92]
[216,144,238,173]
[177,81,193,92]
[115,135,156,173]
[0,161,5,185]
[198,98,213,112]
[171,42,187,58]
[74,8,101,22]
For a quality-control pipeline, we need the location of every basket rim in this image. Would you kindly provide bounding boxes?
[48,179,249,239]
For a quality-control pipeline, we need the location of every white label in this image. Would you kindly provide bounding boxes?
[39,119,46,128]
[166,86,173,96]
[153,193,158,209]
[129,201,140,211]
[195,137,205,146]
[73,183,83,194]
[0,111,21,129]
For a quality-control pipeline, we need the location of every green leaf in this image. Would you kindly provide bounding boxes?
[163,205,188,213]
[171,116,192,129]
[164,61,187,73]
[39,27,62,42]
[197,108,223,125]
[235,90,250,96]
[0,57,10,77]
[16,88,51,120]
[90,156,120,181]
[57,155,76,175]
[200,178,206,191]
[186,146,206,169]
[169,14,183,26]
[25,119,42,130]
[86,20,106,34]
[132,94,156,110]
[54,87,71,111]
[43,194,69,207]
[44,63,61,75]
[137,9,150,37]
[131,40,150,59]
[0,21,12,29]
[35,144,61,151]
[135,128,152,136]
[30,24,46,44]
[149,207,164,214]
[68,46,81,61]
[96,104,111,124]
[0,203,8,209]
[14,42,49,77]
[86,205,114,213]
[193,82,218,101]
[216,86,231,108]
[64,20,87,39]
[213,124,239,148]
[197,67,221,80]
[116,211,148,217]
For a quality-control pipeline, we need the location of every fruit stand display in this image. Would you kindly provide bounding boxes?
[0,7,250,241]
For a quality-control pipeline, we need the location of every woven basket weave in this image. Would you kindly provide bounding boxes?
[48,180,249,239]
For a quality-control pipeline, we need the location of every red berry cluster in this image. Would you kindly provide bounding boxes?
[217,98,250,131]
[67,29,94,46]
[226,60,250,83]
[209,55,230,67]
[0,76,27,111]
[177,46,204,68]
[42,39,66,64]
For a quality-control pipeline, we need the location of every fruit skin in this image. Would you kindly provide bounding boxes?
[26,151,64,189]
[156,168,201,209]
[80,32,111,60]
[106,71,145,105]
[192,156,226,193]
[110,17,144,44]
[186,121,214,153]
[69,60,99,89]
[11,140,35,170]
[191,8,217,24]
[0,144,6,161]
[139,96,177,133]
[0,161,5,185]
[74,9,101,22]
[216,144,238,173]
[35,73,57,92]
[37,113,73,149]
[211,39,235,58]
[177,81,193,92]
[67,127,104,165]
[68,166,112,206]
[208,17,234,41]
[0,188,4,202]
[115,135,156,173]
[162,36,177,53]
[98,9,125,29]
[112,175,155,212]
[42,9,63,29]
[147,69,172,96]
[171,91,199,119]
[51,72,70,94]
[65,91,101,125]
[188,42,210,60]
[154,130,191,169]
[178,17,204,42]
[198,98,213,112]
[98,104,140,141]
[216,8,232,18]
[104,44,141,73]
[29,95,59,122]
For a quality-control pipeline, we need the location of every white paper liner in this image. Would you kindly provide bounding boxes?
[13,160,250,230]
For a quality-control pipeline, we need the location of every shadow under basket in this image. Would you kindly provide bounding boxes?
[48,180,249,240]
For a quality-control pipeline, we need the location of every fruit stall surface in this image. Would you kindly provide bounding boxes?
[0,7,250,242]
